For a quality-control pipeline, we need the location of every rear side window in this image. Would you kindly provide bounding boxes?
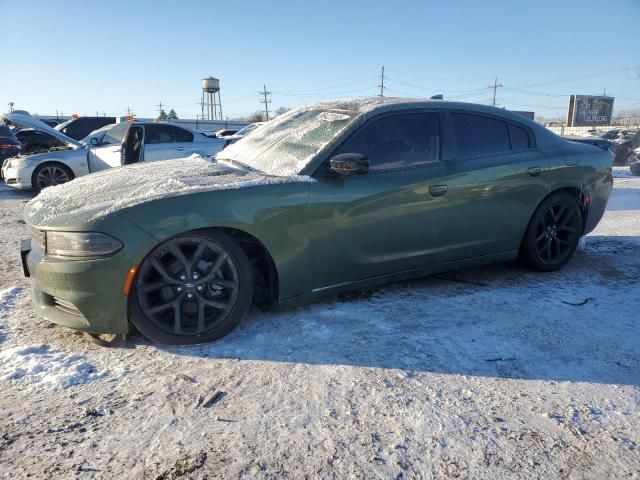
[509,124,531,151]
[337,112,440,171]
[452,113,510,158]
[145,124,194,144]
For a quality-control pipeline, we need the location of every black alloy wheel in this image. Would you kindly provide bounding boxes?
[521,192,583,271]
[130,233,254,344]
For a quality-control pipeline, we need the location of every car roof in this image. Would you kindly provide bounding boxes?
[305,97,562,146]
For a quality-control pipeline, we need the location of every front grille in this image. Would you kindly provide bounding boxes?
[52,297,82,317]
[28,226,45,252]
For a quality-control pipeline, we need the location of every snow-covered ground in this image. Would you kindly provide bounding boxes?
[0,168,638,479]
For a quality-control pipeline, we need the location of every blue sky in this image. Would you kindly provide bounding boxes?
[1,0,638,120]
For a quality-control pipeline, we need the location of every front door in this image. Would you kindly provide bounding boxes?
[87,121,132,172]
[308,111,456,290]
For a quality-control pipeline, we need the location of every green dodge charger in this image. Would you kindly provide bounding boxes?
[21,98,614,344]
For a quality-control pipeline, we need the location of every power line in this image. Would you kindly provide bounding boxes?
[259,85,272,120]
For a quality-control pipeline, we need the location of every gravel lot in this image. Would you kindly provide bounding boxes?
[0,168,639,479]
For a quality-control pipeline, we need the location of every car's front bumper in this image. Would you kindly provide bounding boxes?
[3,165,33,190]
[26,245,131,333]
[24,219,157,334]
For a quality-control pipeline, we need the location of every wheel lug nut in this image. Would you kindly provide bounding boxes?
[176,286,182,292]
[180,274,186,280]
[187,293,193,299]
[192,273,199,279]
[197,285,203,291]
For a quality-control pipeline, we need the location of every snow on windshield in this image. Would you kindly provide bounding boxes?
[216,106,359,176]
[25,156,314,226]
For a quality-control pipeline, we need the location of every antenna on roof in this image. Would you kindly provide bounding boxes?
[430,94,443,100]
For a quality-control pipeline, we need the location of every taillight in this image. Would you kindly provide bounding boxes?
[0,143,19,151]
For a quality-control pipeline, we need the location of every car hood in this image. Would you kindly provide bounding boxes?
[10,147,84,166]
[24,155,314,227]
[6,113,83,149]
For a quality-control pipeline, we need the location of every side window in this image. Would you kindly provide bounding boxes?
[145,125,194,144]
[337,113,440,171]
[452,113,510,158]
[509,123,531,151]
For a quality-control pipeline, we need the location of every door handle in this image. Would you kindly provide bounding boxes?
[528,166,543,177]
[175,147,187,151]
[429,184,448,197]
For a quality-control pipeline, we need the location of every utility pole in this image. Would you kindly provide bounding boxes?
[379,66,385,97]
[259,85,272,121]
[126,107,132,117]
[156,101,164,117]
[8,102,15,113]
[489,77,502,106]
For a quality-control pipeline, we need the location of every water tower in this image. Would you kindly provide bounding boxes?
[201,76,222,121]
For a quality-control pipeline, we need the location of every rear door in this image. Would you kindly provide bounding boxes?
[441,111,549,256]
[142,124,194,162]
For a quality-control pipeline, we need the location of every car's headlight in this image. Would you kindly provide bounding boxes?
[46,231,123,259]
[8,156,37,168]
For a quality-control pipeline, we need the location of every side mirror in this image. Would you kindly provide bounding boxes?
[329,153,369,175]
[89,137,100,146]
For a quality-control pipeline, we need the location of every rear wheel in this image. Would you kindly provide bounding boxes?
[32,163,74,191]
[520,192,583,271]
[129,233,254,345]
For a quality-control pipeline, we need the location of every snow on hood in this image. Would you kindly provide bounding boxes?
[24,155,314,227]
[6,113,83,149]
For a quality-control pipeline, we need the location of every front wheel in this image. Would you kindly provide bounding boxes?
[129,233,254,345]
[520,192,583,271]
[32,163,74,191]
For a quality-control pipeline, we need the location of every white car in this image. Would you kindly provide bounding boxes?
[222,122,265,148]
[2,114,225,190]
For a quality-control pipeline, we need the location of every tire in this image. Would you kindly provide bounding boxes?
[31,163,75,191]
[129,232,254,345]
[520,192,583,272]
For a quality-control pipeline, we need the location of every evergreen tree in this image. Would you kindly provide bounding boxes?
[158,109,168,120]
[167,109,178,120]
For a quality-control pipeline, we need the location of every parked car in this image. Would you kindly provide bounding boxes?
[2,114,225,190]
[0,126,22,172]
[20,98,613,345]
[13,116,116,154]
[630,147,640,176]
[222,122,265,148]
[213,128,238,138]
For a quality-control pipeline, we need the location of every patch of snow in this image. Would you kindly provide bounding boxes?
[0,286,22,311]
[0,344,107,389]
[24,157,314,226]
[613,166,636,178]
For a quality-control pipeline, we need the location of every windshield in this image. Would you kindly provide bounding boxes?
[235,123,260,136]
[216,108,357,176]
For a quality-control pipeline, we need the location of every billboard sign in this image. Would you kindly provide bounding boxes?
[567,95,614,127]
